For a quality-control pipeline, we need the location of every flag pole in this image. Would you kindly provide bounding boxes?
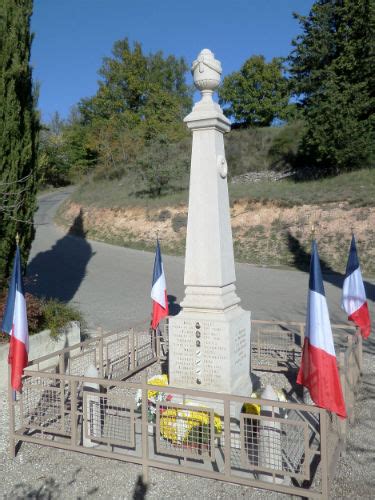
[303,223,316,406]
[11,231,19,401]
[311,223,315,241]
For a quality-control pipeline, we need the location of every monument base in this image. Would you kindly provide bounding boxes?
[168,305,252,398]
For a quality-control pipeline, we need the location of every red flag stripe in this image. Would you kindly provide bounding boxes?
[8,334,28,392]
[297,339,347,418]
[151,296,168,330]
[349,302,371,339]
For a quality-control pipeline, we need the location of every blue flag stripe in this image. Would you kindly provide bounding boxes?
[152,239,162,287]
[1,246,22,334]
[345,234,360,277]
[309,240,325,296]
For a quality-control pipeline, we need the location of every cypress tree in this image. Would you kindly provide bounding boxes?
[289,0,375,176]
[0,0,39,285]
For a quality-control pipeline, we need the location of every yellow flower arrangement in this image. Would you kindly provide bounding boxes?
[159,404,222,444]
[147,374,169,400]
[242,389,287,416]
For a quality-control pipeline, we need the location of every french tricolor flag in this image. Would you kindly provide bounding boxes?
[297,240,346,418]
[151,239,169,330]
[1,246,29,392]
[341,235,371,339]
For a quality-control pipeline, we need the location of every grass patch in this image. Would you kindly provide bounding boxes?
[72,168,375,210]
[71,174,189,209]
[229,168,375,207]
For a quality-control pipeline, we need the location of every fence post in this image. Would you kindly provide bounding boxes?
[59,354,65,432]
[98,337,104,377]
[131,330,136,370]
[141,370,149,484]
[338,352,347,449]
[357,330,363,374]
[71,380,78,447]
[155,328,161,361]
[299,322,305,344]
[224,398,231,478]
[346,335,356,425]
[8,365,15,458]
[320,410,329,500]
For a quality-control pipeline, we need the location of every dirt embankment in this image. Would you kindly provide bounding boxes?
[57,200,375,276]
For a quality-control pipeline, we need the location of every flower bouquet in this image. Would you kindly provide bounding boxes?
[135,374,173,423]
[159,402,222,448]
[242,389,287,417]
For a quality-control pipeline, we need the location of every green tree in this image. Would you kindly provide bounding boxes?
[218,55,290,126]
[0,0,39,283]
[289,0,375,176]
[79,39,192,132]
[39,110,97,187]
[136,135,190,197]
[39,112,69,186]
[77,38,192,188]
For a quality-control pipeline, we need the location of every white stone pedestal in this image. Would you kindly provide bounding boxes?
[169,308,251,397]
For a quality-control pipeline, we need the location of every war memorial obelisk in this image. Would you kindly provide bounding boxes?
[169,49,251,397]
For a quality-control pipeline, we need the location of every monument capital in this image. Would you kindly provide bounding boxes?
[192,48,222,95]
[185,48,229,128]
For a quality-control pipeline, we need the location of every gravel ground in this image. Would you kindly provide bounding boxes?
[330,348,375,498]
[1,349,374,499]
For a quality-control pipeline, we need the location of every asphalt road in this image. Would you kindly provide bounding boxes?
[26,189,374,334]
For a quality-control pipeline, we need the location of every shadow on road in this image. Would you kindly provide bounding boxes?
[26,209,94,302]
[286,231,375,302]
[287,231,375,355]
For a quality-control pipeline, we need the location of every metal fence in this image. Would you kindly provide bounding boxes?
[25,327,157,379]
[8,321,362,499]
[251,320,357,372]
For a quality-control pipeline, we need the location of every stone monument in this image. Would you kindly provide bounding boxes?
[169,49,251,398]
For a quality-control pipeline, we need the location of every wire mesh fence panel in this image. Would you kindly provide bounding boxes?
[156,402,217,460]
[251,323,302,371]
[21,376,70,436]
[83,391,135,448]
[136,338,155,367]
[106,335,130,380]
[160,323,169,359]
[68,347,97,376]
[240,410,311,481]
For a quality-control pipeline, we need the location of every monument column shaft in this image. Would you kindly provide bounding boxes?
[184,125,236,288]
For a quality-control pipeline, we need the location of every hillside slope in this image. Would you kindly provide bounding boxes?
[57,169,375,277]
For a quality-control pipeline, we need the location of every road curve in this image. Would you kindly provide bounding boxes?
[26,189,374,333]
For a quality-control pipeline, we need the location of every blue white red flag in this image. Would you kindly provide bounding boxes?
[341,235,371,339]
[297,240,346,418]
[151,239,168,329]
[1,246,29,392]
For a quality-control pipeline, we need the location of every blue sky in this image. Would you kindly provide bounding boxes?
[31,0,313,122]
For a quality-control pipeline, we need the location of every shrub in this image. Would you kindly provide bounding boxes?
[40,299,84,340]
[0,291,84,342]
[268,121,304,171]
[171,213,187,233]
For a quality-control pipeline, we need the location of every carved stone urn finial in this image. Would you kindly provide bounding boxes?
[191,49,222,102]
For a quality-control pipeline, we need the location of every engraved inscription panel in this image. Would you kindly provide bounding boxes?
[169,313,250,392]
[169,319,196,386]
[232,327,250,380]
[200,321,228,390]
[170,318,230,390]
